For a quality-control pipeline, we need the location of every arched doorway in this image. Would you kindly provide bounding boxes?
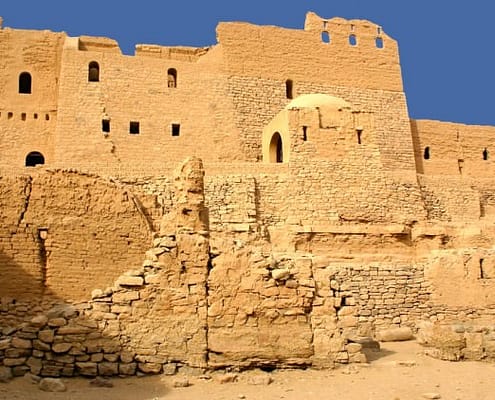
[269,132,283,163]
[25,151,45,167]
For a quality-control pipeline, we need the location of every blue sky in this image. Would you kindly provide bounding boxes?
[1,0,493,126]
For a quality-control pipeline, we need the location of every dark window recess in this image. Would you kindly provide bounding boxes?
[480,258,485,279]
[34,113,38,119]
[349,34,357,46]
[88,61,100,82]
[45,114,50,121]
[102,119,110,133]
[321,31,330,43]
[302,126,307,141]
[483,148,489,160]
[8,112,13,119]
[19,72,32,94]
[21,113,26,121]
[423,146,430,160]
[375,37,384,48]
[129,121,140,134]
[171,123,180,136]
[285,79,293,99]
[357,129,362,144]
[25,151,45,167]
[167,68,177,88]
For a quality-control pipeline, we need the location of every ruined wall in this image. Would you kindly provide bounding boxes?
[0,170,155,301]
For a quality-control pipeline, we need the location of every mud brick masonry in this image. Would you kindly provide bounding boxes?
[1,12,495,378]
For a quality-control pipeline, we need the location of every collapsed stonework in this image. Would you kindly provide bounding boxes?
[2,12,495,379]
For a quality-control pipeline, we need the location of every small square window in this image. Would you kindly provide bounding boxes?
[130,121,140,134]
[171,123,180,137]
[102,119,110,133]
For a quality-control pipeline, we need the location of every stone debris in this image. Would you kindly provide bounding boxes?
[173,377,191,388]
[218,373,238,384]
[422,393,441,399]
[39,377,67,392]
[90,376,114,388]
[375,327,414,342]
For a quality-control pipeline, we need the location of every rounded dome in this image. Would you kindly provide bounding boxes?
[285,93,350,110]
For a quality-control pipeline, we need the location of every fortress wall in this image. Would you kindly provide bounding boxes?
[0,171,155,301]
[228,76,416,169]
[217,17,403,92]
[0,29,65,167]
[411,119,495,176]
[53,43,246,169]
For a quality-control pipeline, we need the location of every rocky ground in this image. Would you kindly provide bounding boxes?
[1,341,494,400]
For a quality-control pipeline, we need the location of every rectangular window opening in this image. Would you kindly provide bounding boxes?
[130,121,140,134]
[302,126,308,141]
[21,113,26,121]
[102,119,110,133]
[171,123,180,137]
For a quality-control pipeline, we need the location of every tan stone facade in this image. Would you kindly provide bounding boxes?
[1,12,495,377]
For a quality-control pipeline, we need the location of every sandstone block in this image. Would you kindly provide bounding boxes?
[0,338,11,350]
[375,327,414,342]
[138,362,162,374]
[271,268,290,281]
[248,374,273,385]
[116,276,144,287]
[12,366,30,377]
[52,343,72,353]
[48,318,67,327]
[30,315,48,328]
[76,362,97,376]
[173,377,191,387]
[90,377,114,387]
[3,357,27,367]
[39,377,66,392]
[27,357,43,375]
[0,366,12,383]
[120,351,135,363]
[38,329,55,343]
[113,291,140,303]
[98,362,118,376]
[11,337,32,349]
[119,362,137,375]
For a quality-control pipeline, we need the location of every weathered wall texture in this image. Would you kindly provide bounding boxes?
[1,11,495,377]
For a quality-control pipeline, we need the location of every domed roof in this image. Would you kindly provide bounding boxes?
[285,94,350,110]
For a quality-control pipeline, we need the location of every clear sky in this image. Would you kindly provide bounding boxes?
[1,0,493,126]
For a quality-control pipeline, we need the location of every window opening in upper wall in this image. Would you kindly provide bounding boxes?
[171,123,180,136]
[88,61,100,82]
[423,146,430,160]
[25,151,45,167]
[375,37,384,49]
[302,126,307,141]
[167,68,177,88]
[349,34,357,46]
[21,113,26,121]
[285,79,293,99]
[483,148,489,160]
[129,121,140,134]
[19,72,32,94]
[102,119,110,133]
[321,31,330,43]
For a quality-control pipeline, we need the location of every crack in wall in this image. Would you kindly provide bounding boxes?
[17,176,33,226]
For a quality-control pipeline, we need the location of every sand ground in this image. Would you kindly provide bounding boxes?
[1,341,493,400]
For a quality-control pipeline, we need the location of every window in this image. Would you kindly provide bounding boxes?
[302,126,307,141]
[25,151,45,167]
[321,31,330,44]
[375,37,384,49]
[19,72,32,94]
[171,123,180,136]
[356,129,362,144]
[269,132,283,163]
[167,68,177,88]
[129,121,140,134]
[88,61,100,82]
[483,148,489,160]
[423,146,430,160]
[102,119,110,133]
[21,113,26,121]
[285,79,293,99]
[349,34,357,46]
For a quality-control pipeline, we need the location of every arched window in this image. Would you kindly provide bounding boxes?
[285,79,293,99]
[19,72,32,94]
[88,61,100,82]
[349,34,357,46]
[167,68,177,88]
[423,146,430,160]
[25,151,45,167]
[483,148,489,160]
[375,37,384,49]
[269,132,283,163]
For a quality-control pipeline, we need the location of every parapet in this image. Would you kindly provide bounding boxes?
[135,44,210,61]
[78,35,121,53]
